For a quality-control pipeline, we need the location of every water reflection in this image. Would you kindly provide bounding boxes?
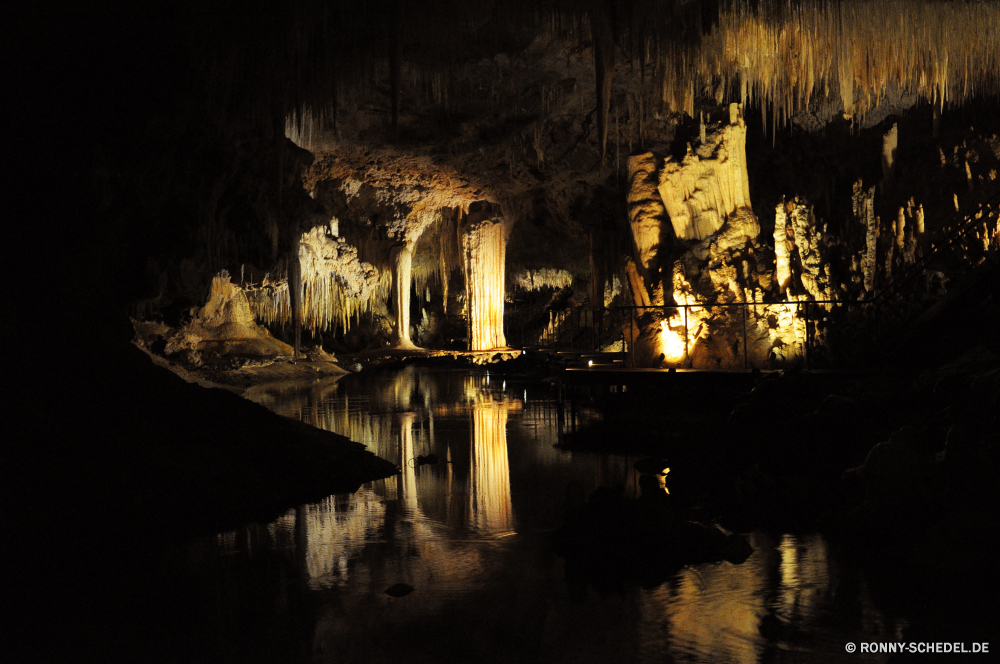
[198,369,911,663]
[470,398,514,533]
[248,369,527,536]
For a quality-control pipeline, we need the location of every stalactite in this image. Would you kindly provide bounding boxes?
[439,240,450,316]
[589,0,615,159]
[512,269,573,292]
[656,0,1000,125]
[390,25,401,140]
[244,226,390,336]
[289,246,302,359]
[462,206,507,351]
[437,208,461,316]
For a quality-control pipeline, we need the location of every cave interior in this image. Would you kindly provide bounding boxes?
[8,0,1000,661]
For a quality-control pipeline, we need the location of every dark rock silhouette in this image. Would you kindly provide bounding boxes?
[385,583,415,597]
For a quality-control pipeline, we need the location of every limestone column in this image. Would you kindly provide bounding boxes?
[390,242,416,348]
[461,205,507,351]
[289,245,303,360]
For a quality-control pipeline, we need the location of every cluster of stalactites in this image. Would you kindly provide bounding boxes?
[512,269,574,292]
[244,226,391,335]
[244,271,391,336]
[659,0,1000,124]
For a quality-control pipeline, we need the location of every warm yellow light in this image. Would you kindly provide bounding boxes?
[659,318,687,364]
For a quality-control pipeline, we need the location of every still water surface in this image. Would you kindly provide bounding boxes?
[183,367,905,663]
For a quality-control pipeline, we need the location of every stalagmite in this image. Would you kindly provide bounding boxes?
[885,240,894,282]
[882,123,898,186]
[390,243,416,348]
[788,199,830,305]
[774,199,791,293]
[462,205,507,351]
[658,104,753,241]
[861,187,879,295]
[625,258,651,308]
[896,207,906,248]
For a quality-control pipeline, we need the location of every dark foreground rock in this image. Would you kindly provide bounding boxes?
[7,340,398,663]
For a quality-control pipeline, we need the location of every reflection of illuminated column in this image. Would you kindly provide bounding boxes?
[400,412,418,511]
[778,533,830,626]
[469,401,513,532]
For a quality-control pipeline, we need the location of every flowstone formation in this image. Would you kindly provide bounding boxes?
[625,105,773,368]
[138,272,294,368]
[462,204,509,351]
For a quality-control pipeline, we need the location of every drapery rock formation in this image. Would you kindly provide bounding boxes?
[462,204,509,351]
[626,152,668,306]
[240,224,391,340]
[658,104,753,242]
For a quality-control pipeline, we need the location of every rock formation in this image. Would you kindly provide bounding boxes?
[462,204,508,351]
[658,104,753,242]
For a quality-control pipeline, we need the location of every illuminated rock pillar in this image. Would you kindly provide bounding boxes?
[470,401,513,533]
[461,205,507,350]
[861,188,879,295]
[390,243,417,348]
[882,123,898,187]
[627,152,668,305]
[774,200,791,294]
[289,246,303,359]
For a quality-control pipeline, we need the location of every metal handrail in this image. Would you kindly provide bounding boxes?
[516,190,998,368]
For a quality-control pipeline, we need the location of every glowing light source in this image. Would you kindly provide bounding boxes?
[658,318,689,364]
